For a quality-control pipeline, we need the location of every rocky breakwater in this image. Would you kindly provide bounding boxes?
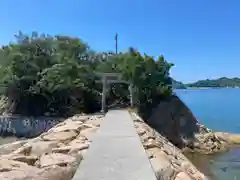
[146,95,229,155]
[131,112,207,180]
[214,132,240,145]
[0,114,103,180]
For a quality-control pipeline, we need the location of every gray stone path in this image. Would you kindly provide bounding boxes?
[72,110,157,180]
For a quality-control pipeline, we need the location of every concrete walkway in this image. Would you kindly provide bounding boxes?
[72,110,157,180]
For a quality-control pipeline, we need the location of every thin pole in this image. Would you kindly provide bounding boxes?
[101,76,107,113]
[129,83,134,107]
[115,33,118,54]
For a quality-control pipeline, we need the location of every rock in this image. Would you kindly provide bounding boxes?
[0,158,39,172]
[150,157,176,179]
[80,127,98,140]
[132,112,209,180]
[0,165,76,180]
[71,115,89,122]
[140,133,153,143]
[85,119,102,127]
[41,130,78,142]
[215,132,240,144]
[0,170,39,180]
[146,148,169,159]
[136,127,146,136]
[0,114,102,180]
[12,144,32,155]
[37,153,76,168]
[29,141,60,156]
[175,172,192,180]
[52,143,89,154]
[80,123,97,130]
[143,138,161,149]
[1,154,38,165]
[36,165,76,180]
[48,121,83,133]
[0,140,27,155]
[150,157,170,171]
[69,136,88,146]
[52,146,71,153]
[68,143,90,154]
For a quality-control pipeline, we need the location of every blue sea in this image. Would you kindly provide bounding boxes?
[175,88,240,180]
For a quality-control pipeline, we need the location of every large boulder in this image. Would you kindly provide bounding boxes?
[0,165,76,180]
[1,154,38,165]
[175,172,192,180]
[48,120,84,133]
[215,132,240,144]
[37,153,77,168]
[36,165,76,180]
[0,158,39,172]
[29,141,60,156]
[0,140,27,155]
[41,130,78,142]
[146,95,226,154]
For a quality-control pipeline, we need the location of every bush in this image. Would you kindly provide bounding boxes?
[0,31,174,117]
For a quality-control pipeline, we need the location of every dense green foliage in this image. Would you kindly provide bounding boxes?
[171,79,187,89]
[187,77,240,88]
[0,32,174,116]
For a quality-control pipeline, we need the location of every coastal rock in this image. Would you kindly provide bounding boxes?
[215,132,240,144]
[12,144,32,155]
[1,154,38,165]
[0,158,39,172]
[85,118,102,127]
[146,95,227,154]
[150,156,177,179]
[37,153,77,168]
[79,127,99,140]
[0,140,27,155]
[36,165,76,180]
[48,120,83,133]
[0,165,76,180]
[29,140,60,156]
[175,172,192,180]
[41,130,78,142]
[0,114,103,180]
[52,143,89,154]
[131,112,207,180]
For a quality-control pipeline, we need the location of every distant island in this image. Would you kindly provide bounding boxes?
[172,79,187,89]
[173,77,240,89]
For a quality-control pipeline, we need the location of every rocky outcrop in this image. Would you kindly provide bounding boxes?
[214,132,240,145]
[146,95,227,154]
[0,114,103,180]
[131,112,208,180]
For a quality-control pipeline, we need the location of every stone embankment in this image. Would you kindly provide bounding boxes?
[131,112,207,180]
[1,105,240,180]
[146,95,240,155]
[0,114,104,180]
[0,110,209,180]
[214,132,240,145]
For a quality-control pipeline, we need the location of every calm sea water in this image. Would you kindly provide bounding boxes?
[175,88,240,180]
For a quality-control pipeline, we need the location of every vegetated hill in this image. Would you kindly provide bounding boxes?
[187,77,240,88]
[0,31,174,117]
[172,78,187,89]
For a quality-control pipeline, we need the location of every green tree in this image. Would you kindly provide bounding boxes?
[0,31,174,117]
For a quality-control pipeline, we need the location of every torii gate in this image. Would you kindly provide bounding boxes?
[95,73,133,112]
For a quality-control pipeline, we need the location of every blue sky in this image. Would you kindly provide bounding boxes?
[1,0,240,83]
